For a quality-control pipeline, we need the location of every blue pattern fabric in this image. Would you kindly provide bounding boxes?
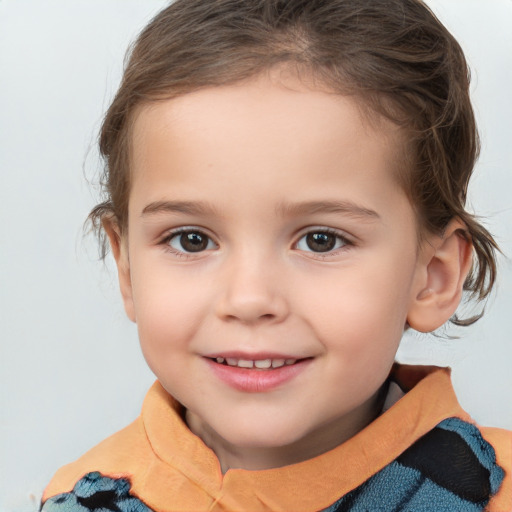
[41,472,151,512]
[41,418,504,512]
[322,418,504,512]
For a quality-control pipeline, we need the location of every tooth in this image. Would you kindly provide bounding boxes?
[255,359,272,369]
[226,358,238,366]
[216,357,225,363]
[285,359,297,365]
[272,359,285,368]
[238,359,254,368]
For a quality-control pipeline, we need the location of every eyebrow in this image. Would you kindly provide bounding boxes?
[141,199,380,221]
[276,200,381,221]
[141,200,219,218]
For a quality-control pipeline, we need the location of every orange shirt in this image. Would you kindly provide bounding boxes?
[43,365,511,511]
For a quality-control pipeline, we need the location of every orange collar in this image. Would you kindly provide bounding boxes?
[136,364,468,511]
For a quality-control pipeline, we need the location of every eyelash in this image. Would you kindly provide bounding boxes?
[159,227,218,259]
[294,228,354,258]
[159,227,354,259]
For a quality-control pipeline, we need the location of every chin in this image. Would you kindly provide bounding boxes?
[216,418,311,450]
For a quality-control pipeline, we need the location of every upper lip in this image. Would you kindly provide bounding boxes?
[203,351,308,360]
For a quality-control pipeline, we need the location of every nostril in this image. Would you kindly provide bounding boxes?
[216,291,289,324]
[223,311,277,323]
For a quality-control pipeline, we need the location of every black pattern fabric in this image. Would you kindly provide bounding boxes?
[41,472,151,512]
[323,418,504,512]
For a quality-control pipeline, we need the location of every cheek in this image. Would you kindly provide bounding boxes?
[130,266,208,356]
[305,273,410,404]
[299,257,414,356]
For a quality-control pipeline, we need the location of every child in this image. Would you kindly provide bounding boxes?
[41,0,511,510]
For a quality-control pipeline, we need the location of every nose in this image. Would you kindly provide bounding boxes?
[215,254,289,325]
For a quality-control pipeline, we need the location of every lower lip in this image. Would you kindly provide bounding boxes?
[205,358,311,393]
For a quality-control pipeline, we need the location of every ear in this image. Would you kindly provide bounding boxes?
[407,219,473,333]
[103,219,136,323]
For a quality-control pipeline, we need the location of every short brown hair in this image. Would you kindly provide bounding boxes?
[90,0,499,326]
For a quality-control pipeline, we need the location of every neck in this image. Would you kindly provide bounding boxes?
[185,384,388,473]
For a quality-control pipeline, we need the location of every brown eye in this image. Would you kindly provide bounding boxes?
[296,230,347,253]
[306,233,336,252]
[168,230,215,253]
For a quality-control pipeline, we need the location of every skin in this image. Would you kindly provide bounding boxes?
[107,71,472,473]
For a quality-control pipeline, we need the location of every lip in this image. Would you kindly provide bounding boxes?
[204,351,303,360]
[205,357,312,393]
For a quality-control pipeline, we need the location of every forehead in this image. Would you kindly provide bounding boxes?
[128,72,408,219]
[133,72,403,156]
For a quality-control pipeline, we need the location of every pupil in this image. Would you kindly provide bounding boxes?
[181,232,207,252]
[306,233,335,252]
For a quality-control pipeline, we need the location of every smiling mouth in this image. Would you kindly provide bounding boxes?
[209,357,307,370]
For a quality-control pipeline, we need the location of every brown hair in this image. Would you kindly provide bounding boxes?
[89,0,499,326]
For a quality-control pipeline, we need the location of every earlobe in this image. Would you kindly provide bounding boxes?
[103,219,136,323]
[407,220,473,333]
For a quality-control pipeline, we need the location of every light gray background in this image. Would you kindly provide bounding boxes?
[1,1,511,510]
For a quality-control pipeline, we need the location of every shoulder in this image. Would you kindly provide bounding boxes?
[327,417,510,512]
[41,471,155,512]
[372,365,512,511]
[42,416,152,501]
[399,418,510,510]
[480,426,512,511]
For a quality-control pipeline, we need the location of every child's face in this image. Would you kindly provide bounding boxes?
[117,72,430,468]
